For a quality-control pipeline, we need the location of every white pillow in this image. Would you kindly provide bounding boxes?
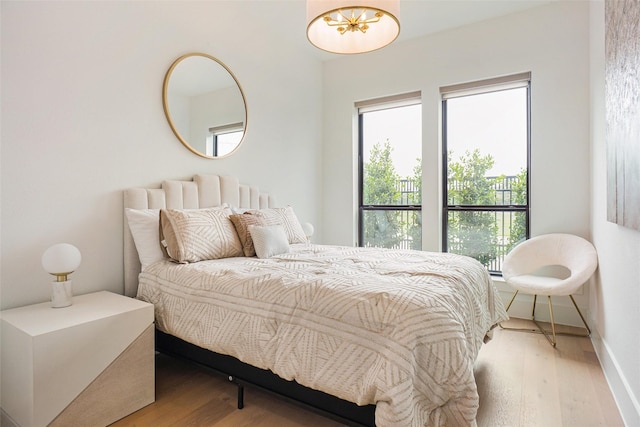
[125,208,163,268]
[249,225,290,258]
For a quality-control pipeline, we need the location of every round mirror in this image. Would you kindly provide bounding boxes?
[162,53,247,159]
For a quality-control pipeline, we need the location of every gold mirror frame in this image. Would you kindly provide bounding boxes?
[162,53,247,159]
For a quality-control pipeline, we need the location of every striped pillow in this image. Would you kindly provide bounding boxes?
[229,212,267,257]
[254,207,307,244]
[160,207,243,263]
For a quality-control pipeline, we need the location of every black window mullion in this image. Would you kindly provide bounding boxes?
[362,205,421,210]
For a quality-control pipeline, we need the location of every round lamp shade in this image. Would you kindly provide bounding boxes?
[42,243,82,276]
[302,222,315,237]
[306,0,400,54]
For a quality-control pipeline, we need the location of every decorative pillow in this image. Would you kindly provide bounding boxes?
[125,208,164,268]
[249,225,290,258]
[255,206,307,244]
[160,207,243,263]
[229,212,267,257]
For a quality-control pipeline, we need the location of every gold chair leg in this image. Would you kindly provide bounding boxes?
[530,295,557,347]
[500,291,539,334]
[506,290,519,311]
[499,290,519,330]
[501,293,589,348]
[532,294,537,318]
[548,296,557,346]
[569,295,591,335]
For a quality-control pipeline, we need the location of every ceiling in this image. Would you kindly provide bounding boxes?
[394,0,554,42]
[295,0,556,60]
[167,0,558,94]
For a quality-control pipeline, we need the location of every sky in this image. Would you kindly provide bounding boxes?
[446,87,527,176]
[362,103,422,178]
[361,87,527,178]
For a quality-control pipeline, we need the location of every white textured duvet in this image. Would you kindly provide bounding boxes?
[137,244,507,426]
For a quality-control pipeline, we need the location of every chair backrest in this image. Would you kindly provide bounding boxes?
[502,233,598,288]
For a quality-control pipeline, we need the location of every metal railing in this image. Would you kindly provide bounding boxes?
[363,176,524,272]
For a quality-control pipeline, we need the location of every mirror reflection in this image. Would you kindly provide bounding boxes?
[163,53,247,159]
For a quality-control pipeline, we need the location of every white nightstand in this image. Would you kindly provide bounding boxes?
[1,291,155,427]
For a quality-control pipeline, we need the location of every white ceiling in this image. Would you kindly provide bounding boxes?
[395,0,555,42]
[287,0,556,60]
[171,0,557,94]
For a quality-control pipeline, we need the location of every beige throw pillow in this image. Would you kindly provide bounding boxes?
[254,206,307,244]
[160,207,243,263]
[229,212,267,257]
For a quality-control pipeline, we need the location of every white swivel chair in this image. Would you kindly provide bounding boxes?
[501,233,598,347]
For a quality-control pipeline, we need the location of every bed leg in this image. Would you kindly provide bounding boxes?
[237,383,244,409]
[229,376,244,409]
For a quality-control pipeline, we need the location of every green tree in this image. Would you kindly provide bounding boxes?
[447,149,500,266]
[507,168,528,251]
[362,140,403,248]
[406,159,422,250]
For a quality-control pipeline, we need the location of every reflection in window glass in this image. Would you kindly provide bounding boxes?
[442,79,530,273]
[206,129,243,157]
[215,131,243,156]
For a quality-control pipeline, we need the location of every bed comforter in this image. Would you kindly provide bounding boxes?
[137,244,507,426]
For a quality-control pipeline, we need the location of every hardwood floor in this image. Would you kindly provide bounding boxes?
[475,318,623,427]
[112,319,624,426]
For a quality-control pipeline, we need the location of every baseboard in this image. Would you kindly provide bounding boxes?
[590,328,640,427]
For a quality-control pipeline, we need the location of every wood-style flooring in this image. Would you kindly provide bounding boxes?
[111,318,624,426]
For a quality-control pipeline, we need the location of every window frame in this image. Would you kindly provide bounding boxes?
[356,92,422,249]
[440,73,531,274]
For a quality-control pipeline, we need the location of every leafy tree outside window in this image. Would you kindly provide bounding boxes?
[447,149,501,266]
[358,95,422,250]
[441,73,530,273]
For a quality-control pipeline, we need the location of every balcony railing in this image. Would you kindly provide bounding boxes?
[363,176,523,272]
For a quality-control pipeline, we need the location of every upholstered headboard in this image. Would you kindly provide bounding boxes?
[123,174,276,297]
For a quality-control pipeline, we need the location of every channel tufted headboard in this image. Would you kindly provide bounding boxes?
[123,174,276,297]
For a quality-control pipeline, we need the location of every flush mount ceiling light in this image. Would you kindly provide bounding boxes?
[306,0,400,54]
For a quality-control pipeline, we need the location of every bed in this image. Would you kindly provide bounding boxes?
[124,174,508,427]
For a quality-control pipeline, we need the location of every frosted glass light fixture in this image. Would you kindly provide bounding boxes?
[42,243,81,308]
[302,223,315,242]
[306,0,400,54]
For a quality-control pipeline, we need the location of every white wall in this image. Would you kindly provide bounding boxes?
[3,1,639,424]
[321,1,592,320]
[322,1,591,246]
[589,2,640,425]
[0,1,323,309]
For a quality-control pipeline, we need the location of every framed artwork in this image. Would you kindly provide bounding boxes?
[605,0,640,231]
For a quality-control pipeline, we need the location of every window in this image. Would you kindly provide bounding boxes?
[358,92,422,250]
[207,123,244,157]
[441,73,530,273]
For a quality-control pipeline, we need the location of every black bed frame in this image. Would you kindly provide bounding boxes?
[155,329,376,426]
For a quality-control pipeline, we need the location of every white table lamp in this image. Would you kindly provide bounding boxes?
[301,223,315,243]
[42,243,81,308]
